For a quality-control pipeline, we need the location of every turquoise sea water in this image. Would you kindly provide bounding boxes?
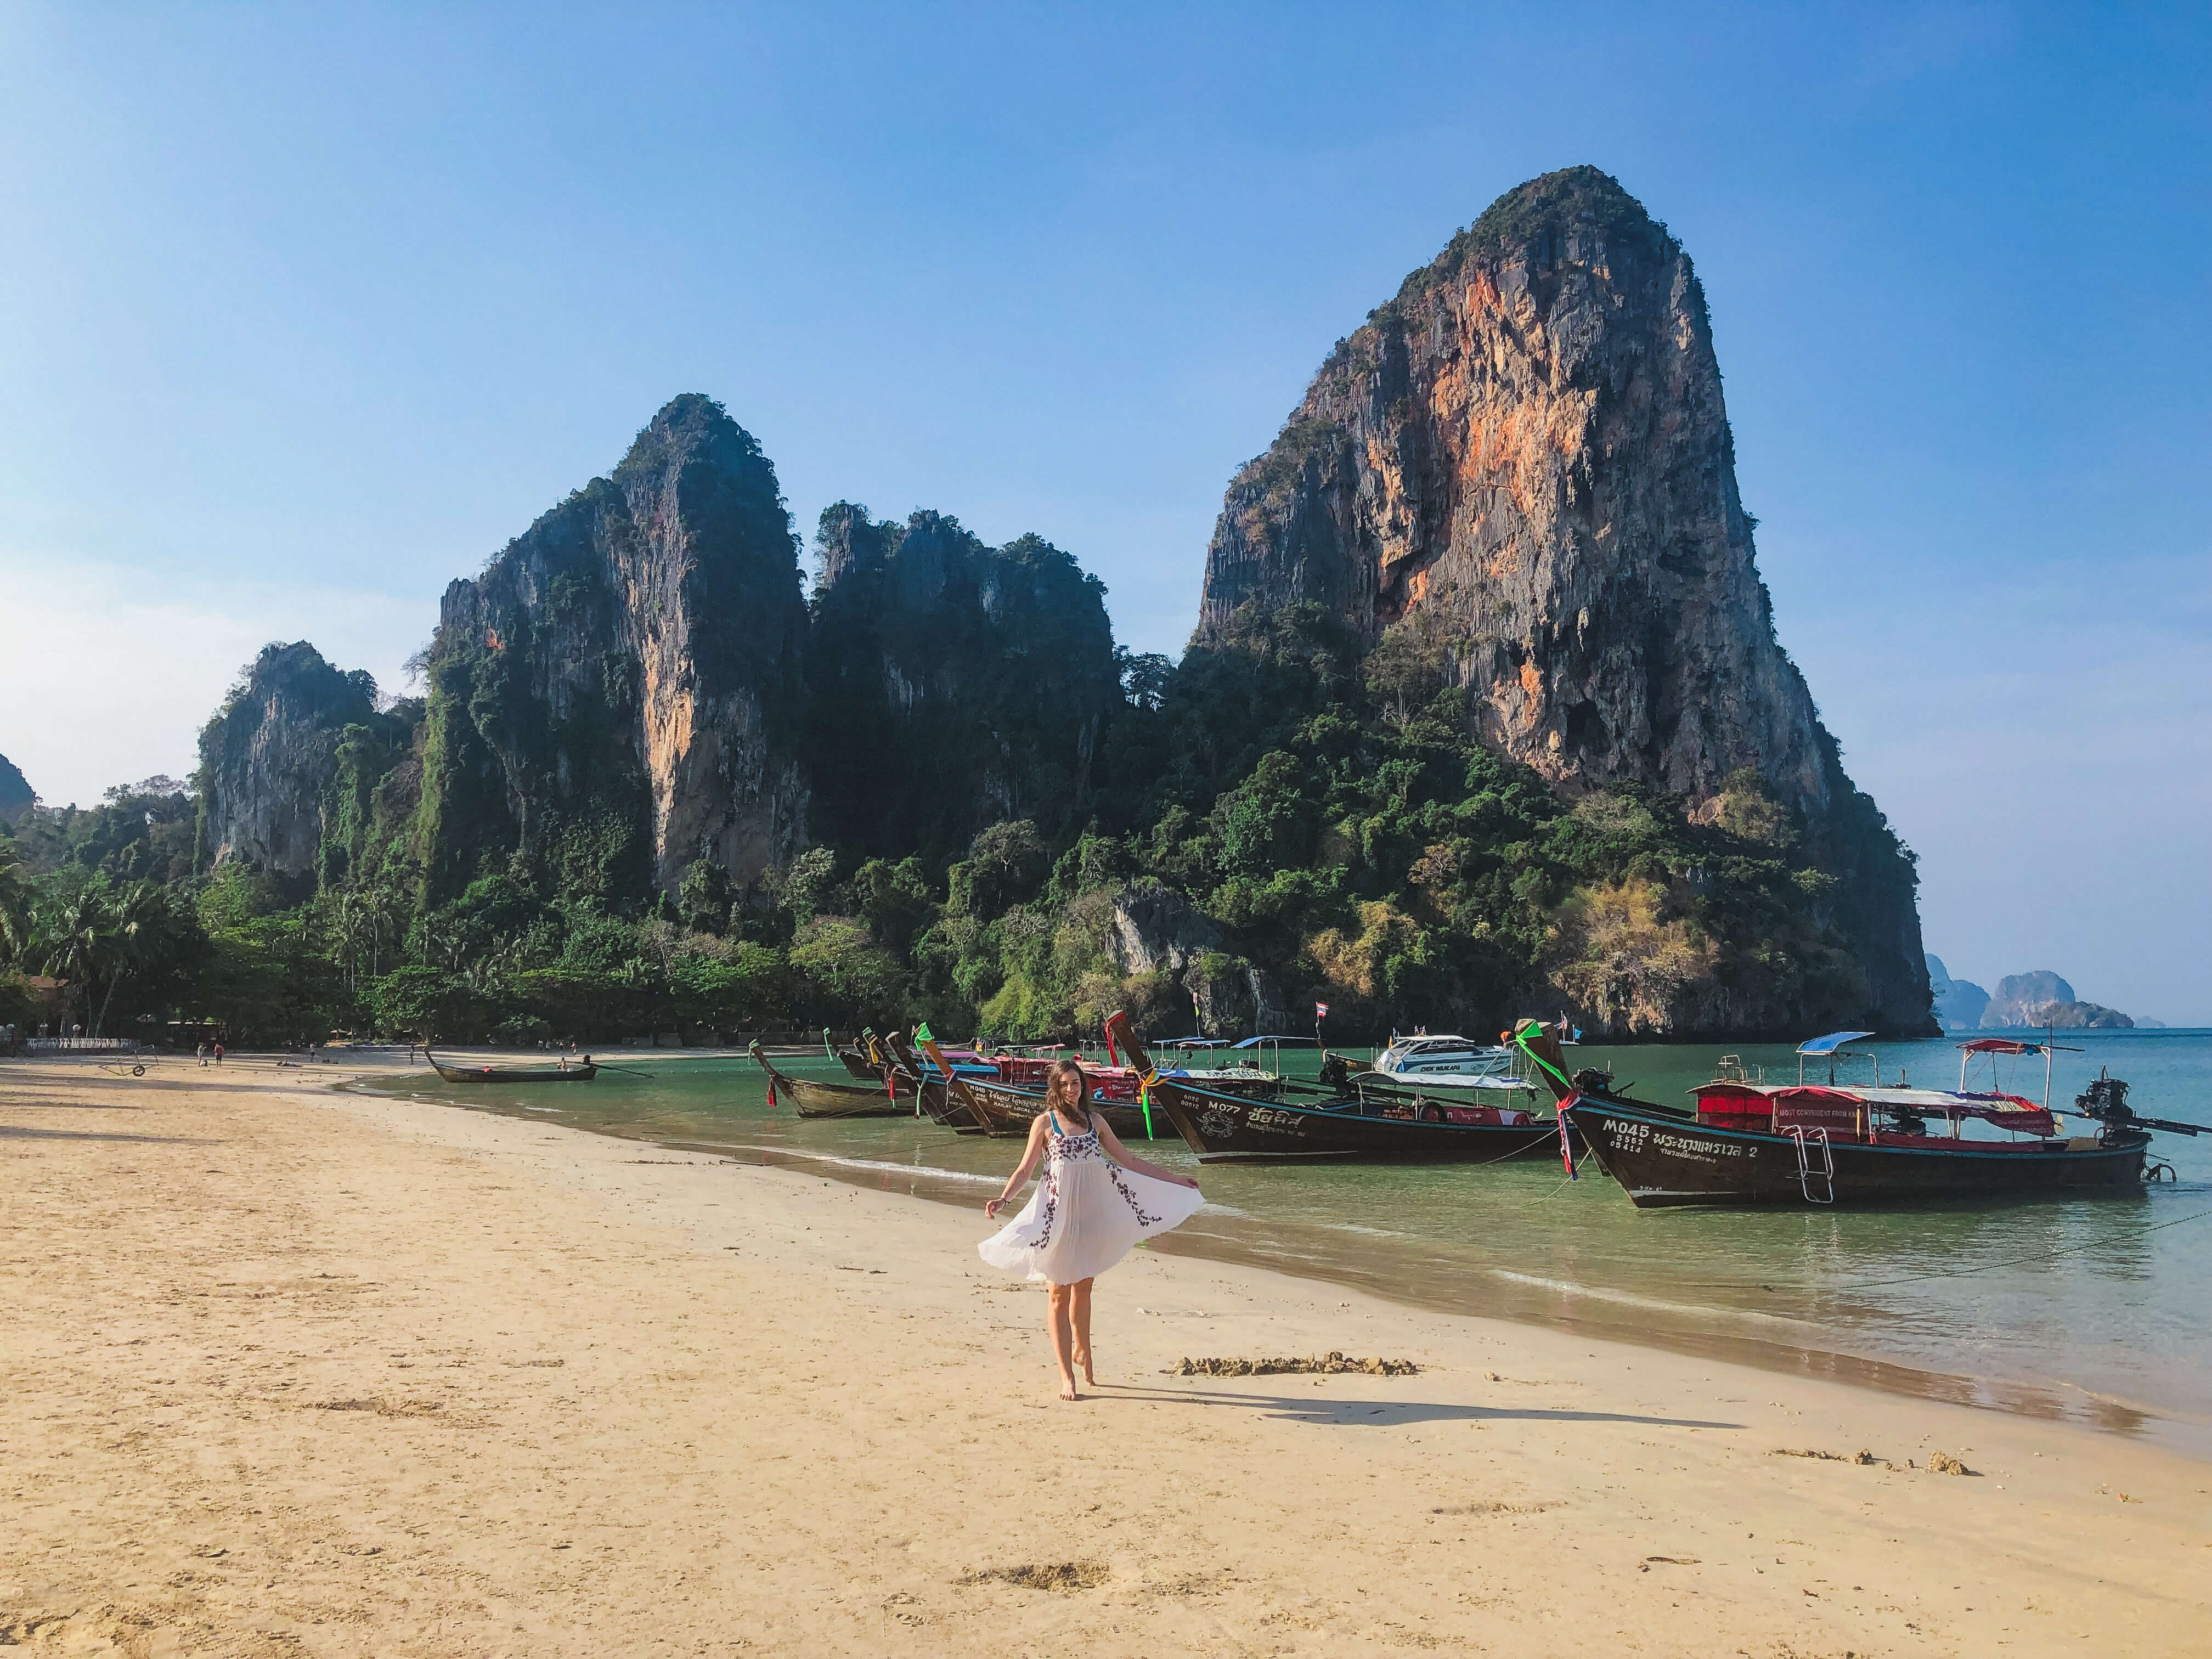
[362,1029,2212,1456]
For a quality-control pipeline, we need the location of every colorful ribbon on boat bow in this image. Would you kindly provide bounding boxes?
[1138,1070,1156,1139]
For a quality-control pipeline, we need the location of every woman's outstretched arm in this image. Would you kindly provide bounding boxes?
[984,1113,1051,1220]
[1093,1116,1200,1188]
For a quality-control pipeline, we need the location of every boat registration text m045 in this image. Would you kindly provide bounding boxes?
[1605,1120,1746,1160]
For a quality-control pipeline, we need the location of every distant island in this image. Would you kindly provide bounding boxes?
[1925,956,2137,1031]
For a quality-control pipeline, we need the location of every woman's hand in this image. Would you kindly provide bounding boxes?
[985,1198,1006,1220]
[1174,1175,1201,1189]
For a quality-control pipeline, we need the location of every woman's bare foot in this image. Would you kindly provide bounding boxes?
[1058,1381,1081,1401]
[1073,1348,1096,1387]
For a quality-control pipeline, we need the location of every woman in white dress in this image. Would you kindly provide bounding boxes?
[980,1060,1204,1400]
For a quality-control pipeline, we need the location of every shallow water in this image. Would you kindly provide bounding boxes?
[359,1029,2212,1456]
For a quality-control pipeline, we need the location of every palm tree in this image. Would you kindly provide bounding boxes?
[0,841,32,965]
[360,885,398,979]
[90,882,165,1039]
[38,889,105,1039]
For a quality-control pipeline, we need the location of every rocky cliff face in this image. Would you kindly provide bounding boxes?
[1198,166,1829,810]
[804,504,1121,861]
[195,642,379,877]
[1193,166,1931,1031]
[422,396,809,900]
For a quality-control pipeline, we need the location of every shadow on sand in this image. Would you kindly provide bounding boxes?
[1099,1385,1741,1430]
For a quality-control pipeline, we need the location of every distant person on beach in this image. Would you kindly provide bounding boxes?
[195,1043,207,1068]
[213,1043,224,1064]
[979,1059,1203,1401]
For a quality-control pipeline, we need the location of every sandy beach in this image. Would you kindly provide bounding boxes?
[4,1056,2208,1657]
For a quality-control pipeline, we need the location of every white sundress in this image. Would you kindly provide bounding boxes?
[977,1110,1205,1285]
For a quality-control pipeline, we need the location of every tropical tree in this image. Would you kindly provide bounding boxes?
[37,888,105,1036]
[0,840,32,964]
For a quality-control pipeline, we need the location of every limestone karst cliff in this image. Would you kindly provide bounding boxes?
[804,505,1121,862]
[194,642,382,881]
[420,396,809,901]
[159,174,1949,1041]
[1192,166,1932,1032]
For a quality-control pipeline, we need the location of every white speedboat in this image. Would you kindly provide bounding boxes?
[1370,1034,1531,1092]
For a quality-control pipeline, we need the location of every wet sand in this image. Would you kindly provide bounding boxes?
[4,1054,2208,1656]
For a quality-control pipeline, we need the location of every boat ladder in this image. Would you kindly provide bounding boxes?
[1787,1126,1835,1204]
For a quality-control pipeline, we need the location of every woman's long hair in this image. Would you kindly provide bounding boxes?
[1045,1058,1092,1126]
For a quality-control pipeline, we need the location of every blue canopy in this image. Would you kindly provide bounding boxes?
[1233,1035,1319,1049]
[1159,1036,1229,1048]
[1797,1030,1876,1057]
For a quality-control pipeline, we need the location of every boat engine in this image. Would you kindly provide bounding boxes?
[2075,1069,2204,1144]
[1570,1066,1614,1094]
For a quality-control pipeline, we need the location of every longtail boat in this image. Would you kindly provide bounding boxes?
[1521,1024,2189,1208]
[831,1027,882,1082]
[879,1031,991,1129]
[427,1048,598,1083]
[1110,1013,1561,1163]
[960,1021,1288,1143]
[749,1041,909,1119]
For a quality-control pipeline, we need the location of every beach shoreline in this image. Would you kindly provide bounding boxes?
[362,1051,2212,1458]
[5,1053,2208,1655]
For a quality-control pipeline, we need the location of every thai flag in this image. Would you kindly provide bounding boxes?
[1315,1001,1330,1018]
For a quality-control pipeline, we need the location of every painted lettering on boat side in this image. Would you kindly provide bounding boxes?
[1605,1121,1743,1161]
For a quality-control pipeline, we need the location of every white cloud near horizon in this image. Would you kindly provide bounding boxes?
[0,550,422,808]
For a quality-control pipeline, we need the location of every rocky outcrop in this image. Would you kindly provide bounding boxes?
[195,642,379,876]
[2037,1001,2134,1030]
[1983,970,2075,1028]
[422,396,809,900]
[804,505,1121,861]
[1979,971,2134,1029]
[1107,879,1222,977]
[0,752,33,822]
[1926,954,1991,1031]
[1191,166,1932,1034]
[1194,166,1830,810]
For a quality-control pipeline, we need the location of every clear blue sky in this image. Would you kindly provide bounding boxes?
[2,3,2206,1020]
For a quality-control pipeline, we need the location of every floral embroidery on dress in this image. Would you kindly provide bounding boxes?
[1102,1163,1165,1226]
[1046,1132,1103,1164]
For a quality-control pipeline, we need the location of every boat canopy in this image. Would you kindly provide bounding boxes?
[1697,1079,2056,1136]
[1958,1037,2044,1056]
[1234,1035,1318,1049]
[1161,1036,1229,1048]
[1797,1031,1876,1057]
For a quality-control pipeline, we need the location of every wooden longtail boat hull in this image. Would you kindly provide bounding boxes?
[1563,1097,2151,1207]
[749,1043,910,1119]
[427,1052,597,1083]
[879,1035,984,1130]
[957,1075,1166,1141]
[1152,1076,1561,1163]
[837,1046,879,1082]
